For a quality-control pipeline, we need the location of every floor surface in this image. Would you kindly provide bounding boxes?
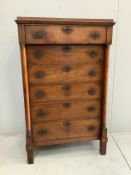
[0,134,130,175]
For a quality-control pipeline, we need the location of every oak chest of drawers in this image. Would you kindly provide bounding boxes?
[15,17,115,164]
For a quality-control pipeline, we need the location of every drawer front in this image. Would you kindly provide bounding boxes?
[32,119,100,142]
[31,100,101,122]
[27,45,104,65]
[28,64,103,85]
[30,83,102,103]
[25,25,106,44]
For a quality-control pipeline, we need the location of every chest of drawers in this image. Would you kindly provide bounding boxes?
[15,17,115,164]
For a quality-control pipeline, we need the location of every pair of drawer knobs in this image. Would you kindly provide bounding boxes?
[32,27,73,39]
[34,49,98,58]
[38,124,96,136]
[36,87,96,98]
[35,85,73,99]
[63,122,96,132]
[36,105,96,117]
[35,69,97,79]
[35,66,72,79]
[62,85,96,94]
[32,28,100,39]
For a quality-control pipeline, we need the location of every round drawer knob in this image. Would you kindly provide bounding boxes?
[87,88,96,95]
[89,50,98,58]
[62,26,73,34]
[87,125,96,132]
[63,85,71,92]
[63,66,71,72]
[35,71,45,79]
[38,129,47,136]
[32,30,45,39]
[34,50,44,59]
[63,121,71,128]
[37,109,47,117]
[36,91,45,98]
[86,106,96,112]
[62,46,71,52]
[63,102,71,108]
[88,70,97,77]
[90,32,100,39]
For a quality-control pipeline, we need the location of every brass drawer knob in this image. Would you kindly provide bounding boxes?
[86,106,96,112]
[63,121,71,128]
[35,71,45,79]
[37,109,47,117]
[63,65,71,72]
[62,26,73,34]
[87,88,96,95]
[36,91,45,98]
[32,30,45,39]
[33,50,44,59]
[38,129,47,136]
[62,45,71,52]
[87,125,96,132]
[90,32,100,39]
[88,70,97,77]
[89,50,98,58]
[63,85,71,92]
[63,102,71,108]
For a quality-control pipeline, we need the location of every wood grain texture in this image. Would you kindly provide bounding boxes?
[107,26,113,44]
[101,45,110,132]
[27,45,104,65]
[32,118,100,143]
[34,135,99,147]
[99,45,110,155]
[28,63,103,85]
[17,24,25,45]
[20,46,33,163]
[30,82,102,103]
[25,25,106,44]
[20,46,31,132]
[31,99,101,123]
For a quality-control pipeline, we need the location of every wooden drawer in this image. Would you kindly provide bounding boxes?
[32,118,100,143]
[31,99,101,123]
[25,25,106,44]
[30,82,102,103]
[27,45,105,65]
[28,63,103,85]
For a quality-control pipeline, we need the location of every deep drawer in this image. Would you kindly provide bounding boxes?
[31,99,101,123]
[32,118,100,143]
[25,25,106,44]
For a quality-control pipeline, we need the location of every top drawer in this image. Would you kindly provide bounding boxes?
[25,25,107,44]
